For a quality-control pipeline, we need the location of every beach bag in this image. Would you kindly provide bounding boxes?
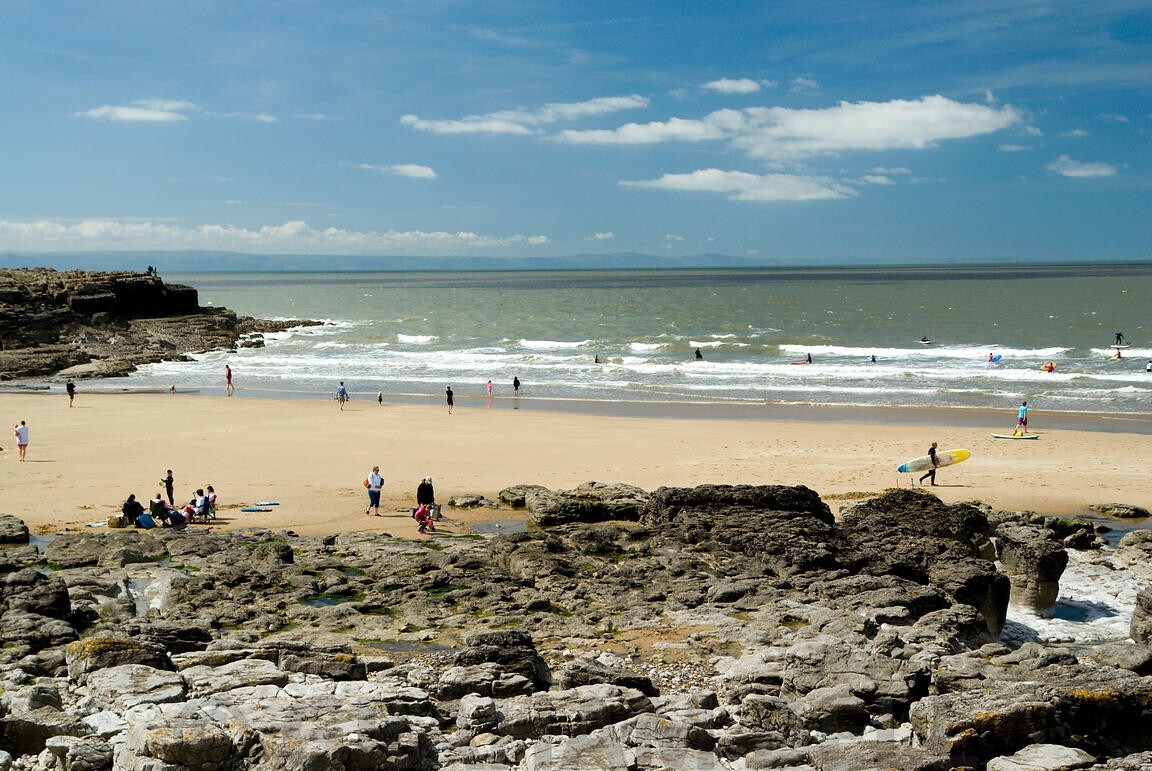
[363,478,370,489]
[107,515,126,529]
[136,513,156,529]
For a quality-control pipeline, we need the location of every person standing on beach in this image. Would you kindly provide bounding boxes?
[446,386,454,414]
[377,390,383,405]
[13,420,29,461]
[225,365,234,396]
[487,380,493,396]
[918,442,939,487]
[336,381,349,410]
[160,469,175,506]
[513,376,520,395]
[366,465,384,516]
[1014,401,1029,436]
[66,378,76,407]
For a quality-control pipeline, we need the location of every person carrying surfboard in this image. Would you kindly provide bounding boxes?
[918,442,939,486]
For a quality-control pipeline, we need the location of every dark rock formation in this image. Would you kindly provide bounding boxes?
[0,268,318,379]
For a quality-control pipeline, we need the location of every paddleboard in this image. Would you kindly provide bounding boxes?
[789,361,810,365]
[992,434,1039,440]
[897,448,971,474]
[254,501,280,506]
[919,339,932,345]
[1113,344,1131,348]
[240,507,272,512]
[987,355,1002,363]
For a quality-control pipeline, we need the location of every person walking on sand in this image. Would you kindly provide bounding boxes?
[225,365,234,396]
[365,465,384,517]
[336,381,349,410]
[377,390,383,405]
[486,379,493,396]
[918,442,939,486]
[513,376,520,395]
[160,469,175,506]
[446,385,454,414]
[13,420,29,461]
[1014,401,1029,436]
[66,378,76,407]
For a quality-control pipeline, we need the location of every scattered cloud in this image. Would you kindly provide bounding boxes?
[702,78,764,94]
[665,234,685,241]
[870,166,911,175]
[788,77,820,93]
[585,232,614,241]
[559,96,1021,161]
[999,144,1032,152]
[402,94,648,136]
[857,175,896,185]
[217,112,278,123]
[352,163,438,179]
[621,169,857,202]
[1062,129,1089,138]
[1097,113,1129,123]
[1046,155,1117,178]
[0,219,548,255]
[75,99,198,122]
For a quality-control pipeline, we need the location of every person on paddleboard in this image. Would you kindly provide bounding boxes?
[1116,332,1125,345]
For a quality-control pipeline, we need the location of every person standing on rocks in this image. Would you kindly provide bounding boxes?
[225,365,234,397]
[66,378,76,407]
[13,420,29,461]
[366,465,384,517]
[160,469,175,506]
[918,442,939,487]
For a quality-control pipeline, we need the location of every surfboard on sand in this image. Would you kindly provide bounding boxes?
[897,448,971,474]
[992,434,1039,440]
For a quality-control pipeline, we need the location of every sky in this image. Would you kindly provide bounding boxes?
[1,0,1150,263]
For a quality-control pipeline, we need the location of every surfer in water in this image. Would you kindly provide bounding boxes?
[918,442,939,487]
[1116,332,1125,345]
[695,348,703,360]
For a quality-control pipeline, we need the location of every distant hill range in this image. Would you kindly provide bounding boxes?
[0,251,775,272]
[1,250,1149,273]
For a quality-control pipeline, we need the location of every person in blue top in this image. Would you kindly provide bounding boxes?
[336,381,349,411]
[1014,401,1029,436]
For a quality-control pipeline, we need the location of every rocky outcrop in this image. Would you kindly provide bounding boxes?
[0,268,318,380]
[526,481,650,526]
[1088,502,1151,519]
[0,487,1144,769]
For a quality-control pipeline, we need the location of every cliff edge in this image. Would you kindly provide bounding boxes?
[0,267,316,380]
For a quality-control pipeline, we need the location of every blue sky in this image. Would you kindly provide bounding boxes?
[1,0,1149,262]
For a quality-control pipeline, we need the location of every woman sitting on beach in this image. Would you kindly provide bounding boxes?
[148,492,172,524]
[121,494,145,527]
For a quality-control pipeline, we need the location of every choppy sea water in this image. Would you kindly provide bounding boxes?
[84,263,1152,415]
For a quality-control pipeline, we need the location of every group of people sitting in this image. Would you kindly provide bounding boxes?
[120,486,217,530]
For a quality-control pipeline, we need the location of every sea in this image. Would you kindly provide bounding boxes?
[83,262,1152,417]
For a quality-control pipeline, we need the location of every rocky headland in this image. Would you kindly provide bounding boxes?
[0,268,317,380]
[2,486,1152,770]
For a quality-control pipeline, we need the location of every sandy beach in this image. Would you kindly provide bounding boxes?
[2,391,1149,537]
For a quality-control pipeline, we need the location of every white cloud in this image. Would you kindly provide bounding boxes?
[999,144,1032,152]
[788,77,820,92]
[75,99,196,122]
[354,163,438,180]
[217,112,278,123]
[702,78,762,94]
[870,166,911,175]
[733,96,1022,161]
[557,109,745,145]
[621,169,857,202]
[857,175,896,185]
[665,234,685,241]
[402,94,648,136]
[0,219,548,255]
[1046,155,1117,178]
[1063,129,1089,138]
[585,232,614,241]
[558,96,1021,161]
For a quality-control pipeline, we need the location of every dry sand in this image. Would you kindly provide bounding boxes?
[2,392,1149,537]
